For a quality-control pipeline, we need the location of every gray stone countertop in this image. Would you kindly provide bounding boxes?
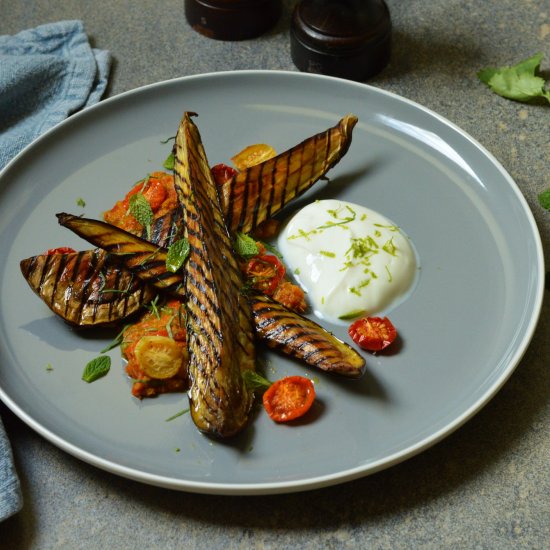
[1,0,548,548]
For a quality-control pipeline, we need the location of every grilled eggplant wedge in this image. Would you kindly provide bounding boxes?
[247,292,365,378]
[220,114,358,234]
[20,248,156,326]
[56,213,365,377]
[174,112,256,438]
[57,213,186,299]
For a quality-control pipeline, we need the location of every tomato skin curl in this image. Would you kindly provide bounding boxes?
[348,316,397,352]
[262,376,315,423]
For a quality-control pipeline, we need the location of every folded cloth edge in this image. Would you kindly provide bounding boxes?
[0,19,111,520]
[0,20,112,171]
[0,415,23,521]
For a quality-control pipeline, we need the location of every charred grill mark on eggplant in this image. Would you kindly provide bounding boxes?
[246,292,365,378]
[20,249,156,326]
[174,112,255,438]
[219,114,358,234]
[56,213,186,298]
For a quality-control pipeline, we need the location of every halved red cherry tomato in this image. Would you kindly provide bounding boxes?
[245,254,285,296]
[262,376,315,423]
[45,247,76,255]
[348,316,397,352]
[211,163,238,185]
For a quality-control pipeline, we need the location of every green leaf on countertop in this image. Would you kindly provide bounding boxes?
[478,52,550,104]
[538,189,550,211]
[82,355,111,383]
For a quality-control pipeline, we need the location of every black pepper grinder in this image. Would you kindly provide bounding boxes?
[185,0,282,41]
[290,0,392,81]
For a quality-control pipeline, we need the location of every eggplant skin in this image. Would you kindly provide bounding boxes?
[57,213,186,298]
[20,249,156,327]
[246,292,366,378]
[220,114,358,234]
[175,112,256,438]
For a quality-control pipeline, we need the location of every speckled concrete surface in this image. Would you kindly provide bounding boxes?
[1,0,548,548]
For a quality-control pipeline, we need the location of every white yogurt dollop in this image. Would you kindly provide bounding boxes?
[277,200,417,324]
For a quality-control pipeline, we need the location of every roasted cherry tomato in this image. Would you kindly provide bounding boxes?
[45,247,76,255]
[211,163,238,185]
[245,254,285,296]
[262,376,315,423]
[348,316,397,352]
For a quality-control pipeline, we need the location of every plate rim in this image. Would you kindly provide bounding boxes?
[0,69,545,495]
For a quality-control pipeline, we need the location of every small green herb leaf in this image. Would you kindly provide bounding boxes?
[478,53,550,104]
[538,189,550,211]
[338,309,366,321]
[76,197,86,208]
[163,151,175,170]
[166,238,190,272]
[234,232,259,258]
[242,370,272,393]
[128,193,154,238]
[82,355,111,383]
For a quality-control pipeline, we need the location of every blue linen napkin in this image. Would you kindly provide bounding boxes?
[0,20,111,521]
[0,19,111,170]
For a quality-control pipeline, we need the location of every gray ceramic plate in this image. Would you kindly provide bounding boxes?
[0,71,544,495]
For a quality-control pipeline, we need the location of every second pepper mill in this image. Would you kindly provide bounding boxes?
[185,0,282,41]
[290,0,392,81]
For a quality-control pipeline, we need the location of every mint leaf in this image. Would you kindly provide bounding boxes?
[163,152,175,170]
[234,232,259,258]
[166,238,190,273]
[478,53,550,104]
[538,189,550,211]
[82,355,111,383]
[128,193,154,239]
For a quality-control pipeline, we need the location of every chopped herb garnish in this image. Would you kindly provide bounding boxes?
[382,238,397,256]
[385,265,393,282]
[319,250,336,258]
[46,363,54,372]
[338,310,366,320]
[165,408,190,422]
[160,136,176,144]
[82,355,111,383]
[145,296,161,319]
[100,325,130,353]
[259,240,283,259]
[242,370,272,393]
[76,197,86,208]
[349,278,371,297]
[294,267,301,275]
[166,238,190,273]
